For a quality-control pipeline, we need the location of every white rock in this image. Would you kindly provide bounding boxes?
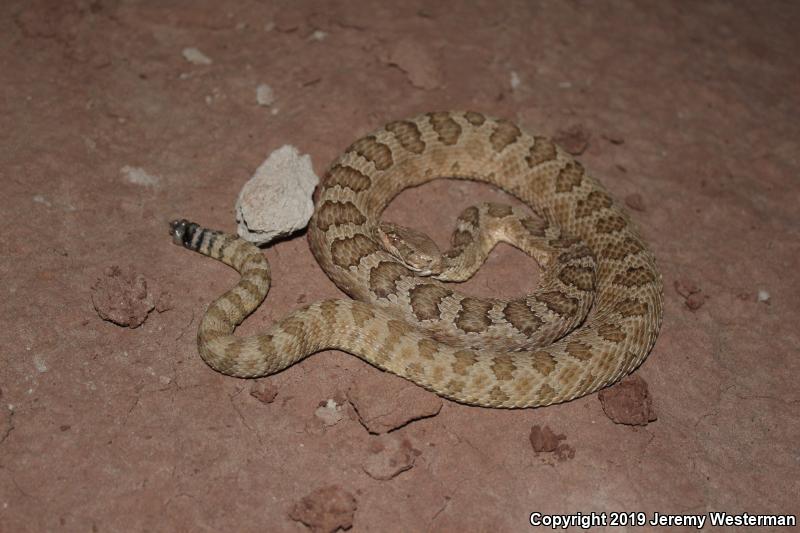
[256,83,274,106]
[121,165,160,187]
[33,194,51,207]
[235,145,319,245]
[314,398,344,427]
[757,289,770,303]
[182,47,212,65]
[33,354,48,373]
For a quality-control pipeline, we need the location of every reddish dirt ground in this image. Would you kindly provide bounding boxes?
[2,1,799,532]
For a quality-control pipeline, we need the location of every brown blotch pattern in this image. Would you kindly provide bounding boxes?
[409,283,452,321]
[417,338,439,360]
[369,261,411,298]
[566,341,594,361]
[538,290,579,317]
[464,111,486,126]
[595,351,617,377]
[325,164,371,192]
[226,292,244,316]
[205,304,229,327]
[530,351,557,376]
[446,379,465,394]
[489,119,521,153]
[613,266,656,288]
[575,191,613,218]
[431,364,445,383]
[239,279,264,300]
[348,135,393,171]
[598,323,626,342]
[613,298,649,318]
[427,112,462,145]
[376,319,411,363]
[405,361,423,377]
[491,354,517,381]
[224,339,245,361]
[604,237,644,261]
[526,136,558,168]
[330,234,379,269]
[558,264,595,292]
[387,319,413,338]
[536,383,557,403]
[487,203,513,218]
[315,200,366,231]
[578,373,598,393]
[557,244,594,263]
[455,297,493,334]
[319,300,339,325]
[386,120,425,154]
[350,304,375,327]
[281,317,307,341]
[451,350,478,375]
[555,162,584,193]
[256,334,274,354]
[595,215,627,234]
[503,300,543,336]
[489,385,510,404]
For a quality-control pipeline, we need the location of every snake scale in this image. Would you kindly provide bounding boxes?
[170,111,663,408]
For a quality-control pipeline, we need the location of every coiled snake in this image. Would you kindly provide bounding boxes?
[170,111,663,408]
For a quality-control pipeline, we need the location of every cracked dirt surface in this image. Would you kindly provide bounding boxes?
[2,1,799,531]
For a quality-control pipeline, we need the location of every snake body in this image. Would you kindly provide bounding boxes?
[171,111,663,408]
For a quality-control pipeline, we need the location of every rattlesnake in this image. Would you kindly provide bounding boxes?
[170,111,663,408]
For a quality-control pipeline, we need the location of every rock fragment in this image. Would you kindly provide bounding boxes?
[121,165,160,187]
[289,486,357,533]
[256,83,275,107]
[91,266,155,328]
[598,374,657,426]
[347,378,441,434]
[182,47,212,65]
[529,425,575,462]
[235,145,319,245]
[250,381,278,404]
[314,398,345,427]
[362,436,420,480]
[674,279,707,310]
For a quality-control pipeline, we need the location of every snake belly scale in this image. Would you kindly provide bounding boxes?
[170,111,663,408]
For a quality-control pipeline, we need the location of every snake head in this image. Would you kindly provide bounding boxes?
[169,219,199,247]
[376,222,443,276]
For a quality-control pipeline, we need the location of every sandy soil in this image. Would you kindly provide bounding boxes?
[2,1,799,531]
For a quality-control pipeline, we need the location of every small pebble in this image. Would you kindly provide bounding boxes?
[256,83,275,107]
[250,382,278,404]
[181,47,212,65]
[685,292,707,310]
